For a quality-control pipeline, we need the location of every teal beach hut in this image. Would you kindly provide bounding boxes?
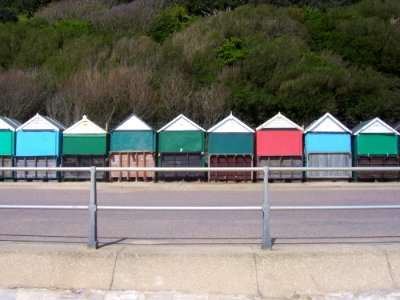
[0,117,21,179]
[109,114,156,181]
[207,113,254,181]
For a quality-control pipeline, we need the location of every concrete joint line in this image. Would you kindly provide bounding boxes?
[253,254,262,298]
[109,246,126,290]
[382,248,396,289]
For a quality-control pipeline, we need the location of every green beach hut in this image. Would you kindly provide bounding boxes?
[109,114,156,181]
[207,113,254,181]
[157,114,206,180]
[352,117,399,180]
[62,115,108,180]
[0,117,21,179]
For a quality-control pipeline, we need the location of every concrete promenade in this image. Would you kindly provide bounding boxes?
[1,242,400,299]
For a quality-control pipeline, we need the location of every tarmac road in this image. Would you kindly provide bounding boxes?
[0,182,400,247]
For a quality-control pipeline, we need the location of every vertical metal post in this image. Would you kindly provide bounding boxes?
[88,166,98,249]
[262,166,272,249]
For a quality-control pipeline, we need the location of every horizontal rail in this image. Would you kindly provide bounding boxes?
[0,205,88,210]
[98,206,262,211]
[1,204,399,211]
[0,167,399,172]
[271,205,400,210]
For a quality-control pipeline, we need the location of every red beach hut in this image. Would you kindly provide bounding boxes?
[256,112,303,180]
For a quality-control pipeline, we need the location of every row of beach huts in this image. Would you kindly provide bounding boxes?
[0,112,399,182]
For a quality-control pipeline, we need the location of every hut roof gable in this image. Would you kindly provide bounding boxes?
[158,114,205,132]
[256,112,302,131]
[64,115,106,134]
[305,113,351,133]
[352,117,399,135]
[17,113,65,131]
[114,114,153,131]
[207,113,254,133]
[0,117,21,131]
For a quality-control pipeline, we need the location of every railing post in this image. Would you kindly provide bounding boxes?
[262,166,272,249]
[88,166,98,249]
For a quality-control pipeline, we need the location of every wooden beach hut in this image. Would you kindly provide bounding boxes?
[352,117,399,180]
[157,114,206,181]
[0,117,21,180]
[207,113,254,181]
[255,112,303,181]
[109,114,156,181]
[304,112,352,180]
[61,115,108,180]
[15,113,65,180]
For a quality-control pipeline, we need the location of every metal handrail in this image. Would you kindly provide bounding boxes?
[0,166,399,249]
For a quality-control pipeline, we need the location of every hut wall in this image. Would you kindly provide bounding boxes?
[0,131,15,155]
[256,130,302,156]
[208,133,254,155]
[355,155,399,180]
[63,135,108,155]
[158,131,204,153]
[15,156,59,180]
[257,156,303,180]
[158,153,205,180]
[16,131,61,156]
[305,133,351,153]
[110,131,156,152]
[109,151,156,181]
[61,155,107,180]
[354,134,398,155]
[306,153,352,179]
[208,154,253,181]
[0,156,14,179]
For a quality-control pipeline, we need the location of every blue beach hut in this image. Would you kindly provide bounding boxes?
[15,113,65,180]
[304,112,352,179]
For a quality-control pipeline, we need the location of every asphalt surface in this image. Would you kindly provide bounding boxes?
[0,182,400,247]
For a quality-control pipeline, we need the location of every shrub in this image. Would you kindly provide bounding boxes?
[150,5,191,43]
[216,36,247,66]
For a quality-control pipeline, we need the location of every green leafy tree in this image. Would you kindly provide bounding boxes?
[150,4,191,43]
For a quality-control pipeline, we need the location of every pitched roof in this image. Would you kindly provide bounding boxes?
[63,115,106,134]
[158,114,205,132]
[113,114,153,131]
[207,113,254,133]
[352,117,399,135]
[256,112,302,131]
[304,112,351,133]
[17,113,66,131]
[0,117,21,131]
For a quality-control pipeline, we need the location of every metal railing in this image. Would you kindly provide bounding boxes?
[0,166,400,249]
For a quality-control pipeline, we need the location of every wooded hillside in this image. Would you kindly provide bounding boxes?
[0,0,399,129]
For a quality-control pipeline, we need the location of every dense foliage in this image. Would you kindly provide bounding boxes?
[0,0,399,130]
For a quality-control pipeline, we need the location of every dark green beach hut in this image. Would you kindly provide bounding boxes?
[352,117,399,180]
[62,115,108,180]
[109,114,156,181]
[207,113,254,181]
[157,114,206,180]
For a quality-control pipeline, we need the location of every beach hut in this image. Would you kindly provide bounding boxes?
[109,114,156,181]
[0,117,21,180]
[352,117,399,180]
[61,115,108,180]
[15,113,65,180]
[255,112,303,180]
[157,114,206,180]
[207,113,254,181]
[304,113,352,179]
